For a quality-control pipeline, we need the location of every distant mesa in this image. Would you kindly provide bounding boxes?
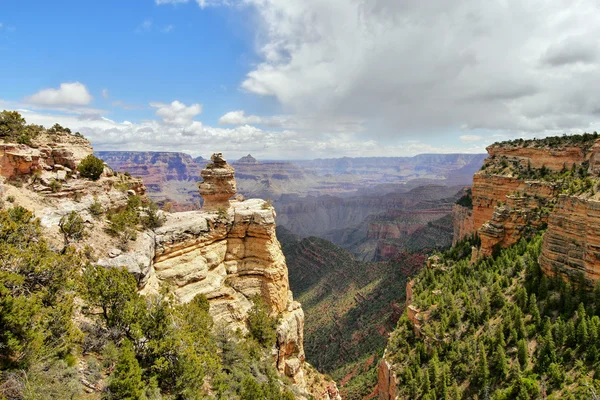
[236,154,260,164]
[193,155,205,163]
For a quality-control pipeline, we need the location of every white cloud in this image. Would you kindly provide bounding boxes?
[162,25,174,33]
[190,0,600,139]
[26,82,93,106]
[11,105,491,160]
[150,100,202,126]
[219,110,263,125]
[460,135,483,143]
[102,89,109,99]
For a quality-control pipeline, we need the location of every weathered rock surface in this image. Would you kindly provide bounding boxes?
[452,203,474,245]
[486,143,588,171]
[0,132,93,181]
[377,352,400,400]
[472,156,564,257]
[141,198,315,391]
[539,195,600,282]
[198,153,237,210]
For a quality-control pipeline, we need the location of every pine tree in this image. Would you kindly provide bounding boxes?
[517,339,529,369]
[106,340,144,400]
[476,342,489,388]
[493,344,508,379]
[537,331,556,373]
[529,293,541,326]
[577,316,589,345]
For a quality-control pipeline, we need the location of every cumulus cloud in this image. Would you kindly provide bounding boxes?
[150,100,203,126]
[187,0,600,139]
[15,105,487,159]
[219,110,263,125]
[102,89,109,99]
[26,82,93,106]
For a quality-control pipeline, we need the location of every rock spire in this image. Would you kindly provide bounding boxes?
[198,153,236,210]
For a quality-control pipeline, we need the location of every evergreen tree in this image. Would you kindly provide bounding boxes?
[476,342,489,388]
[517,339,529,369]
[105,340,144,400]
[492,344,508,379]
[529,293,541,326]
[537,332,556,373]
[240,376,265,400]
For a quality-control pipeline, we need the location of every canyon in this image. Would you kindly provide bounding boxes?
[98,151,485,261]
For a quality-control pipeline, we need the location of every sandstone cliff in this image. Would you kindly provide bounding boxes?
[469,136,598,260]
[1,131,339,399]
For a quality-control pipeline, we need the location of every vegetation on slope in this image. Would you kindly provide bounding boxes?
[481,154,600,202]
[0,205,297,399]
[279,227,428,399]
[0,110,83,145]
[386,233,600,399]
[492,132,599,150]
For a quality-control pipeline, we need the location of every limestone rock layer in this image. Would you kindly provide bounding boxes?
[142,198,313,391]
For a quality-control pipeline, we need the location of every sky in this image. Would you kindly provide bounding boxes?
[2,0,600,159]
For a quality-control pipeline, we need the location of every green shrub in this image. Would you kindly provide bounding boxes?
[78,154,105,181]
[141,201,165,229]
[58,211,86,251]
[89,196,103,217]
[247,295,277,348]
[49,179,62,192]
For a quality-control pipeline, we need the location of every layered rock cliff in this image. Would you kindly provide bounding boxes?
[467,135,599,261]
[1,129,339,398]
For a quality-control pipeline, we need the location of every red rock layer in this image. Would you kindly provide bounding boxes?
[486,145,587,171]
[452,204,474,245]
[539,196,600,282]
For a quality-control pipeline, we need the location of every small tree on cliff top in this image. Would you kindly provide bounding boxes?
[78,154,105,181]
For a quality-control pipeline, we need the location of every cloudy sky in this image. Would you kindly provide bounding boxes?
[2,0,600,159]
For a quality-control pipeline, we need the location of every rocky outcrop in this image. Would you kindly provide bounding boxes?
[452,204,473,245]
[486,144,588,172]
[198,153,237,210]
[138,155,334,396]
[539,195,600,283]
[377,353,400,400]
[0,131,93,181]
[478,185,559,257]
[472,159,564,257]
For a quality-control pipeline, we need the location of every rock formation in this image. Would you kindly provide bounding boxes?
[137,154,339,398]
[0,129,338,398]
[539,196,600,283]
[471,146,580,257]
[198,153,237,210]
[452,203,474,245]
[377,353,400,400]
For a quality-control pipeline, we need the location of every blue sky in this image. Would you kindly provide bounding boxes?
[1,0,599,159]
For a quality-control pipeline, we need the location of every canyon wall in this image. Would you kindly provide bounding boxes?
[452,204,473,245]
[470,142,591,258]
[539,196,600,282]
